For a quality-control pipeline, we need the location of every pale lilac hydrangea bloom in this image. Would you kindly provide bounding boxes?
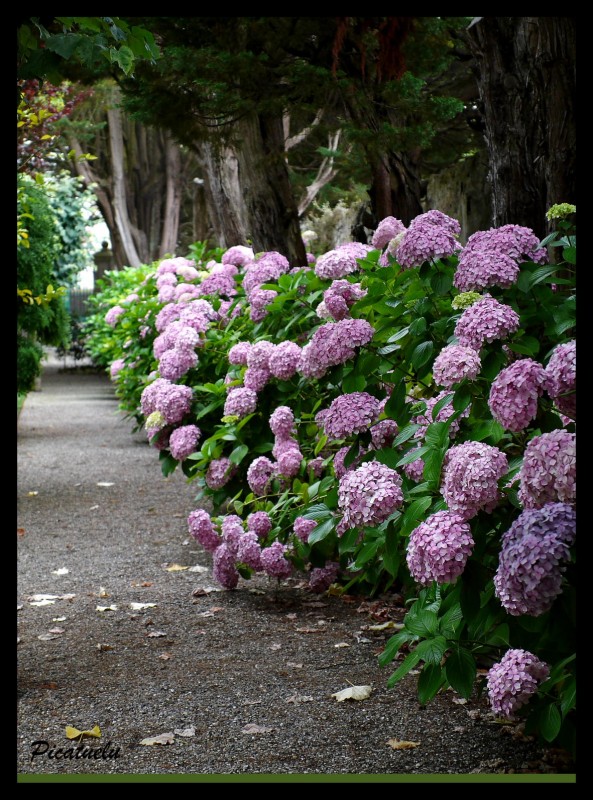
[486,649,550,719]
[105,305,125,327]
[268,341,301,380]
[246,457,276,495]
[159,347,198,381]
[249,288,278,321]
[371,216,406,249]
[141,379,192,424]
[323,392,381,440]
[314,243,372,280]
[309,562,340,593]
[243,367,271,392]
[307,457,325,478]
[454,249,520,292]
[247,511,272,538]
[213,542,239,589]
[454,294,520,351]
[221,517,244,558]
[223,387,258,418]
[205,457,236,490]
[370,419,399,449]
[269,406,295,437]
[146,426,171,451]
[247,340,276,370]
[403,455,425,483]
[157,285,175,304]
[272,436,300,459]
[196,269,237,298]
[321,279,367,321]
[441,441,508,520]
[338,461,404,530]
[493,503,575,617]
[168,424,201,461]
[156,272,177,288]
[222,245,255,266]
[174,282,201,302]
[432,345,482,388]
[395,215,461,268]
[228,341,252,366]
[488,358,547,431]
[298,318,375,379]
[413,391,468,440]
[155,303,181,332]
[110,359,125,379]
[176,264,200,282]
[236,532,262,570]
[406,511,474,586]
[293,517,317,543]
[277,448,303,478]
[188,509,220,552]
[418,210,462,235]
[333,445,363,480]
[260,542,292,579]
[518,430,576,508]
[545,340,576,419]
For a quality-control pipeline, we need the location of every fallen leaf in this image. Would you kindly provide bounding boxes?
[453,726,467,734]
[164,564,189,572]
[147,631,167,638]
[17,604,23,611]
[17,528,26,537]
[241,724,274,734]
[27,491,39,496]
[52,616,66,622]
[286,694,314,704]
[89,505,99,511]
[368,621,401,631]
[286,662,303,669]
[209,606,224,613]
[96,643,114,651]
[65,725,101,740]
[28,594,60,601]
[159,652,172,660]
[96,605,118,612]
[96,482,114,487]
[182,539,190,545]
[98,587,110,598]
[30,600,55,607]
[188,565,208,573]
[248,588,265,595]
[51,567,69,576]
[38,632,61,641]
[387,739,420,750]
[244,700,262,706]
[270,643,282,651]
[355,632,372,643]
[39,682,58,689]
[174,726,195,737]
[197,611,215,617]
[296,627,322,633]
[302,601,328,608]
[331,685,373,702]
[139,733,175,746]
[130,602,157,610]
[61,594,76,601]
[452,697,468,705]
[48,627,65,634]
[191,587,213,597]
[285,613,297,620]
[334,642,350,649]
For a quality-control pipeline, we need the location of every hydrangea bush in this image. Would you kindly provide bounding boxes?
[85,208,576,753]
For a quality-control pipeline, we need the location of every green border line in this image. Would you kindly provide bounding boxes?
[18,774,577,783]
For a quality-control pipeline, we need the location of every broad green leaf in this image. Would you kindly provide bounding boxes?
[342,373,366,393]
[396,445,430,468]
[373,447,401,469]
[444,647,476,699]
[302,503,333,520]
[418,662,446,705]
[404,609,439,637]
[382,526,400,578]
[393,424,422,447]
[400,496,433,536]
[378,631,415,667]
[562,246,576,264]
[430,393,455,420]
[430,271,453,296]
[560,676,576,718]
[387,650,421,687]
[306,517,335,545]
[414,635,448,665]
[537,703,562,742]
[352,538,383,569]
[410,340,434,370]
[229,444,248,465]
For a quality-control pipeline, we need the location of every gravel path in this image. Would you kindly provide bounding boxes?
[17,353,574,781]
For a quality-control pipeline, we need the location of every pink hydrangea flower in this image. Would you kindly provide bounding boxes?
[308,562,340,593]
[168,424,201,461]
[269,406,295,437]
[454,294,520,351]
[406,511,474,585]
[188,509,220,552]
[371,216,406,249]
[432,345,481,388]
[323,392,381,440]
[395,215,461,268]
[260,542,292,579]
[228,341,252,366]
[105,305,125,326]
[488,358,547,432]
[486,649,550,719]
[268,341,301,380]
[293,517,318,543]
[212,542,239,589]
[205,457,236,490]
[545,340,576,419]
[246,456,276,495]
[247,511,272,538]
[224,387,258,418]
[441,441,508,520]
[518,430,576,508]
[338,461,404,530]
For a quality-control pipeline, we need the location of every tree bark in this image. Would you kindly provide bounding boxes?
[160,132,182,257]
[466,17,576,237]
[195,141,249,250]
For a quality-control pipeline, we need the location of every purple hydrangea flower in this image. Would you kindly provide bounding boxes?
[268,341,301,380]
[441,441,508,520]
[338,461,404,530]
[432,345,482,389]
[205,457,236,490]
[298,318,375,379]
[518,430,576,508]
[269,406,295,437]
[322,280,367,321]
[247,340,276,371]
[222,245,255,266]
[141,379,193,424]
[323,392,381,440]
[417,210,461,235]
[155,303,182,332]
[221,516,244,558]
[110,358,125,379]
[403,454,425,483]
[105,305,125,327]
[224,387,258,418]
[314,243,372,280]
[169,424,201,461]
[370,419,399,449]
[188,509,220,552]
[249,288,278,321]
[212,542,240,589]
[247,511,272,538]
[293,517,318,543]
[308,562,340,593]
[371,216,406,249]
[407,511,474,586]
[272,436,300,459]
[236,531,262,570]
[488,358,547,432]
[159,347,199,381]
[333,445,363,480]
[277,448,303,478]
[486,649,550,719]
[156,272,177,288]
[307,457,325,478]
[395,216,461,268]
[197,269,238,298]
[454,294,520,351]
[246,457,276,495]
[260,541,292,579]
[545,341,576,419]
[493,503,576,616]
[174,282,201,302]
[412,391,468,440]
[228,341,252,366]
[243,367,271,392]
[157,285,176,304]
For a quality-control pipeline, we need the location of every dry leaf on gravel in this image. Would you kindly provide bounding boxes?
[270,643,282,651]
[147,631,167,638]
[139,733,175,746]
[386,739,420,750]
[188,565,208,573]
[66,725,101,740]
[27,491,38,496]
[331,685,373,702]
[159,652,172,660]
[96,482,114,487]
[48,627,65,634]
[51,567,69,576]
[286,694,314,704]
[96,643,114,651]
[96,605,118,612]
[52,616,66,622]
[286,662,303,669]
[241,724,274,734]
[17,604,23,611]
[164,564,189,572]
[38,632,61,641]
[29,599,55,606]
[130,602,157,610]
[334,642,350,648]
[174,726,196,737]
[296,627,322,633]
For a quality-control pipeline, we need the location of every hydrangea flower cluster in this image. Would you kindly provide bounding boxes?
[247,511,272,538]
[269,406,295,437]
[546,203,576,221]
[314,243,372,280]
[371,216,406,249]
[110,358,125,379]
[451,291,482,310]
[268,340,301,379]
[545,340,576,419]
[168,424,201,461]
[332,445,364,480]
[394,212,462,268]
[308,562,340,593]
[323,392,381,440]
[223,387,258,418]
[454,294,520,351]
[221,245,255,266]
[243,367,270,392]
[412,391,468,440]
[196,265,238,299]
[319,280,367,321]
[486,649,550,719]
[493,503,576,616]
[213,543,239,589]
[406,511,474,586]
[249,288,278,322]
[441,441,508,520]
[105,305,125,327]
[187,508,221,552]
[370,419,399,449]
[488,358,547,431]
[228,341,252,366]
[140,378,192,424]
[247,340,275,370]
[260,541,293,579]
[518,430,576,508]
[158,347,198,382]
[299,319,375,379]
[246,456,276,495]
[236,531,262,570]
[205,457,236,490]
[432,345,482,388]
[293,517,318,543]
[338,461,403,531]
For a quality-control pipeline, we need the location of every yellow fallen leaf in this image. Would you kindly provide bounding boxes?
[130,602,157,610]
[165,564,189,572]
[27,491,39,496]
[331,685,373,702]
[368,621,402,631]
[96,605,118,612]
[387,739,420,750]
[65,725,101,740]
[139,733,175,745]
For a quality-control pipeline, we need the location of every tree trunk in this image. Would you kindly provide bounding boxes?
[159,132,183,257]
[235,112,307,267]
[466,17,576,237]
[195,141,249,250]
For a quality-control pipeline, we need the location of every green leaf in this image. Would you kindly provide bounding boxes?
[378,631,414,667]
[306,517,335,545]
[444,647,476,699]
[560,676,576,718]
[405,609,439,637]
[382,526,400,578]
[396,445,430,468]
[342,372,366,393]
[352,537,383,569]
[44,32,85,59]
[393,424,422,447]
[302,503,333,520]
[537,703,562,742]
[414,635,448,665]
[111,44,134,74]
[387,650,421,687]
[418,662,446,705]
[430,271,453,296]
[430,393,455,420]
[505,336,540,356]
[229,444,248,465]
[452,385,472,413]
[410,340,434,370]
[400,496,433,536]
[562,246,576,264]
[373,447,401,469]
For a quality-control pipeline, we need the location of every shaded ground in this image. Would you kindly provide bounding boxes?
[17,352,575,782]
